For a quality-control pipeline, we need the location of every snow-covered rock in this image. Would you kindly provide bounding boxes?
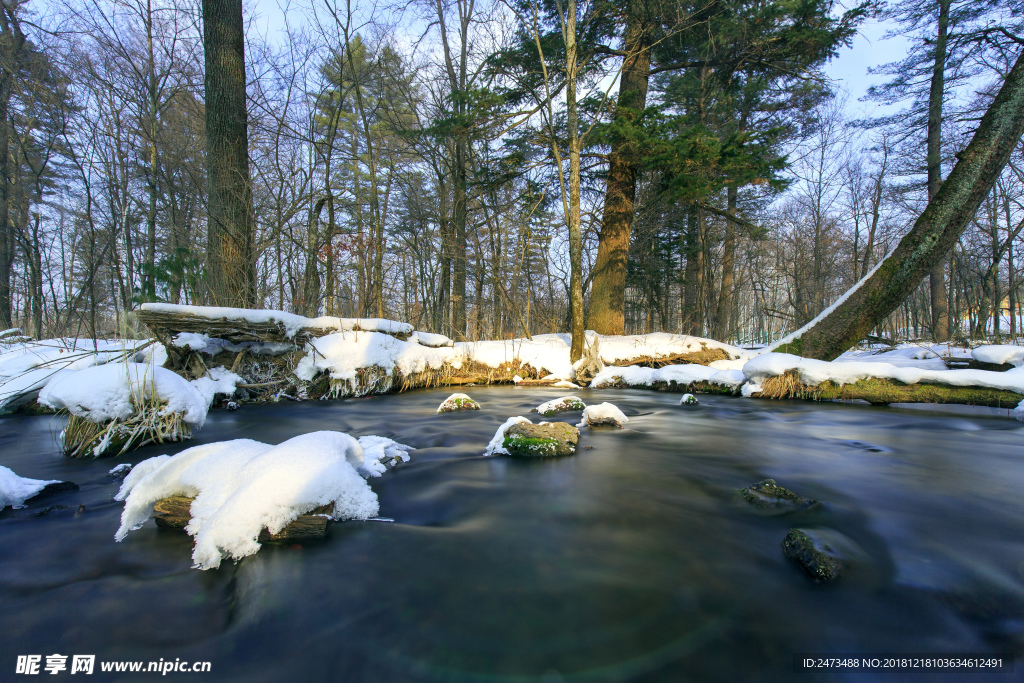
[484,416,531,456]
[437,393,480,413]
[115,431,398,570]
[579,403,628,428]
[0,466,61,510]
[535,396,586,416]
[190,367,243,406]
[590,364,744,390]
[39,362,209,427]
[679,393,698,406]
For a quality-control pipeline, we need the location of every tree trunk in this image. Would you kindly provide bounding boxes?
[585,3,653,335]
[927,0,951,341]
[0,4,25,329]
[713,186,738,341]
[773,49,1024,360]
[203,0,256,307]
[565,0,584,363]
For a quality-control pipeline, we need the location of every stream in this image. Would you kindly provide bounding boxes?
[1,387,1022,681]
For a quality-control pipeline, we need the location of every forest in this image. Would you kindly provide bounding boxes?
[1,0,1023,350]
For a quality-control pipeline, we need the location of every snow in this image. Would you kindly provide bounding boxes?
[598,333,747,364]
[679,394,698,405]
[972,345,1024,367]
[172,332,211,350]
[743,352,1024,394]
[553,380,581,389]
[836,344,948,370]
[410,331,453,348]
[0,465,60,510]
[437,393,478,413]
[293,331,460,389]
[0,338,146,412]
[590,364,745,389]
[580,403,629,428]
[535,396,585,415]
[190,367,243,406]
[39,362,209,427]
[140,303,414,338]
[357,435,414,474]
[115,432,393,570]
[484,416,531,456]
[460,334,589,380]
[108,463,133,477]
[512,375,524,383]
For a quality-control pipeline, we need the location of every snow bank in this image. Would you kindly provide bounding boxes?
[590,364,745,389]
[141,303,414,338]
[972,345,1024,367]
[743,352,1024,394]
[0,466,60,510]
[39,362,209,427]
[837,345,947,370]
[598,333,747,364]
[115,432,398,569]
[484,417,531,456]
[0,339,145,412]
[410,331,453,348]
[461,334,588,380]
[294,331,460,390]
[580,403,628,428]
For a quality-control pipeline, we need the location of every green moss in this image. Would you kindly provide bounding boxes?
[503,434,560,457]
[782,529,843,583]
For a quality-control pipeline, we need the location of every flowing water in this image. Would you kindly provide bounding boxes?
[1,388,1023,682]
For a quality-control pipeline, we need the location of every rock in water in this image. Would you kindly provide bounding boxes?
[740,479,820,513]
[436,393,481,413]
[580,402,628,428]
[535,396,586,417]
[503,422,579,457]
[782,528,845,583]
[679,393,699,406]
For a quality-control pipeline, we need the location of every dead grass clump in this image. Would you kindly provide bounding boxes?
[757,371,808,400]
[61,403,191,458]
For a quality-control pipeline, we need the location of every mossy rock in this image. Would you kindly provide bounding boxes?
[679,393,699,406]
[537,397,586,417]
[437,393,481,413]
[782,528,846,583]
[504,422,579,457]
[740,479,820,514]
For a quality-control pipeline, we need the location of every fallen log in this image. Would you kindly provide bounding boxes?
[756,371,1024,408]
[152,495,334,541]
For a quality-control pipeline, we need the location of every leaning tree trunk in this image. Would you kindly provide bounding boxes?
[585,3,653,335]
[773,49,1024,361]
[203,0,256,307]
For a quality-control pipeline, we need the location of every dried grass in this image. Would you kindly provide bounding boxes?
[757,371,808,400]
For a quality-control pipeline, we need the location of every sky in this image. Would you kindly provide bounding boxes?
[247,0,918,119]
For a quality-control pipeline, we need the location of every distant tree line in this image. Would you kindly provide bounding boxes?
[0,0,1022,346]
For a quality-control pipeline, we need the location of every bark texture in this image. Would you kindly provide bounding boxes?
[203,0,256,307]
[585,4,653,335]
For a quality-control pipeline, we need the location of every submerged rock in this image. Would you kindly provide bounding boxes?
[436,393,481,413]
[740,479,820,513]
[782,528,846,583]
[503,422,579,457]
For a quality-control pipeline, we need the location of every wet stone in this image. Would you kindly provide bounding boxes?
[782,528,845,583]
[740,478,820,513]
[504,422,579,458]
[437,393,481,413]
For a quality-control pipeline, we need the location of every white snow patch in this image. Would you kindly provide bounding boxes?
[0,466,60,510]
[410,331,453,348]
[484,416,531,456]
[357,435,414,474]
[579,403,629,428]
[115,432,382,570]
[172,332,212,351]
[190,367,243,406]
[39,362,209,427]
[108,463,133,477]
[598,333,748,364]
[512,375,524,383]
[972,345,1024,367]
[590,364,744,389]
